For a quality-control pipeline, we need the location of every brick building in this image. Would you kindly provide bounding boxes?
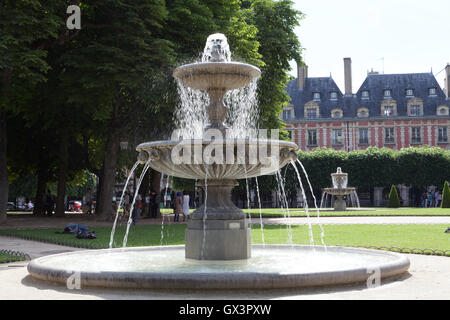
[283,59,450,152]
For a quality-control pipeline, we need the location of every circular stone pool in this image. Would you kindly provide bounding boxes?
[27,245,410,289]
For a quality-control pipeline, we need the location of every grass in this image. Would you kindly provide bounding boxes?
[161,207,450,217]
[0,251,26,264]
[1,223,449,255]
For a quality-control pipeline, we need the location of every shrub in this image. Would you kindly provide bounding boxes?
[387,185,400,208]
[441,181,450,208]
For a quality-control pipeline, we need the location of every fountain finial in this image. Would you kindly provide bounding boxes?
[202,33,231,62]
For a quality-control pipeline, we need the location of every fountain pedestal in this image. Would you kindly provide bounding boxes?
[185,179,251,260]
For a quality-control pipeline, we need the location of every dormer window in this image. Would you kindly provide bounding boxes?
[437,106,449,116]
[406,89,414,97]
[384,105,395,116]
[357,107,369,118]
[331,108,343,118]
[330,92,338,101]
[361,91,369,99]
[304,101,320,119]
[383,90,392,98]
[313,92,321,101]
[429,88,437,96]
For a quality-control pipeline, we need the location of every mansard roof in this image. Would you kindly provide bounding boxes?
[286,72,450,120]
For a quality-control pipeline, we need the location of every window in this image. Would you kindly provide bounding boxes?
[331,108,343,118]
[438,127,448,143]
[384,90,391,98]
[385,127,395,144]
[359,128,369,145]
[307,130,317,146]
[306,107,317,119]
[406,89,414,97]
[409,105,421,116]
[330,92,338,100]
[357,108,369,118]
[361,91,369,99]
[313,92,321,101]
[283,110,290,120]
[332,129,343,145]
[384,105,395,116]
[411,127,421,144]
[287,130,293,139]
[429,88,437,96]
[437,106,449,116]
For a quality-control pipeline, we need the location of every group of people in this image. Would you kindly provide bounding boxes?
[123,190,164,225]
[123,189,191,225]
[421,190,443,208]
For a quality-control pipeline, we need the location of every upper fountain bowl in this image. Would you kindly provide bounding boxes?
[173,62,261,91]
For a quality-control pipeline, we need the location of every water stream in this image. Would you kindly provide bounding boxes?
[109,161,140,249]
[296,159,326,248]
[290,160,315,248]
[122,159,152,248]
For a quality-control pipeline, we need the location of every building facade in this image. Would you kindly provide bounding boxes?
[283,59,450,152]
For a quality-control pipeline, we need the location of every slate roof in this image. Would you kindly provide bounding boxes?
[285,72,450,121]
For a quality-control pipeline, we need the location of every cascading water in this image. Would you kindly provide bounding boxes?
[296,159,326,248]
[122,159,152,248]
[109,161,140,249]
[254,176,265,247]
[289,161,315,248]
[275,170,294,245]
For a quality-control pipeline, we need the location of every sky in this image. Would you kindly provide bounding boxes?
[289,0,450,93]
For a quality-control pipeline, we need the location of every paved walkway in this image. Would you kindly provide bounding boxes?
[0,215,449,300]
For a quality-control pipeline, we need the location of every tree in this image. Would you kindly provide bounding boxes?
[60,0,174,220]
[442,181,450,209]
[247,0,303,131]
[0,0,62,223]
[387,185,400,208]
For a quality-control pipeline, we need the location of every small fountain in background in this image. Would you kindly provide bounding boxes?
[321,167,360,211]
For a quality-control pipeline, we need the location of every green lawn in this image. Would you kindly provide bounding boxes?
[1,223,449,256]
[0,251,26,264]
[161,207,450,217]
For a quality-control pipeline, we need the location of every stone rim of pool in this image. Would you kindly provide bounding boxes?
[27,244,410,290]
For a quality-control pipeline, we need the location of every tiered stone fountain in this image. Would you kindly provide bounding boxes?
[323,167,357,211]
[27,34,409,290]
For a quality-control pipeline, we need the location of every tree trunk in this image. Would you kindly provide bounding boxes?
[96,128,120,221]
[0,115,8,224]
[33,171,47,216]
[55,130,69,217]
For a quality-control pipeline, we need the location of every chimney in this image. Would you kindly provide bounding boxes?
[297,63,308,89]
[445,63,450,99]
[344,57,352,95]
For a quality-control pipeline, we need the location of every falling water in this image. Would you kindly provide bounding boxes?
[174,81,208,139]
[225,79,259,137]
[109,161,140,249]
[295,159,326,248]
[200,165,208,259]
[320,191,327,209]
[275,170,294,245]
[243,163,252,225]
[290,160,315,248]
[160,174,170,246]
[122,159,152,248]
[254,176,265,247]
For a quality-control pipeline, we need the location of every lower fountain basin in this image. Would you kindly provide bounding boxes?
[27,245,410,289]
